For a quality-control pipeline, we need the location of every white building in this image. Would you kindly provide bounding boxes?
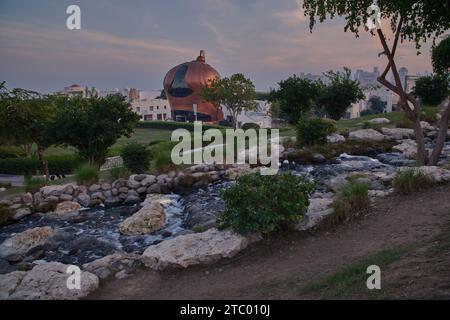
[222,100,272,128]
[130,98,171,121]
[57,84,99,98]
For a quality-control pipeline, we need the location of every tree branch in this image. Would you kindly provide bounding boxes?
[380,16,403,79]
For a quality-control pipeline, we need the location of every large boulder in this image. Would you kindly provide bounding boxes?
[0,271,28,300]
[53,201,82,215]
[326,133,346,144]
[119,198,166,235]
[349,129,386,142]
[410,166,450,183]
[0,227,54,258]
[296,198,334,231]
[142,228,260,270]
[368,118,390,124]
[40,184,76,198]
[6,262,99,300]
[381,127,415,140]
[392,140,417,158]
[82,253,143,280]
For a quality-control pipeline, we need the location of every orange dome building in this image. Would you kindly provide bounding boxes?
[163,50,224,123]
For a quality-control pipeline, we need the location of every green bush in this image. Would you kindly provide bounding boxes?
[297,117,336,147]
[241,123,261,130]
[330,181,370,225]
[0,204,14,226]
[393,169,435,195]
[109,166,131,181]
[75,164,99,185]
[25,177,47,194]
[0,155,82,175]
[121,143,150,174]
[218,173,315,235]
[0,146,26,159]
[149,141,178,173]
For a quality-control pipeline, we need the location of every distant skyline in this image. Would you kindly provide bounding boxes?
[0,0,439,93]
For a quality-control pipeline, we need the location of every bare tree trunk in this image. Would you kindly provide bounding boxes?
[37,145,49,181]
[429,100,450,165]
[376,27,428,165]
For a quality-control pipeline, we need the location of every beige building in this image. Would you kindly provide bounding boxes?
[131,99,171,121]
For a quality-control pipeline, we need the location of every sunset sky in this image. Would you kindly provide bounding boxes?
[0,0,438,93]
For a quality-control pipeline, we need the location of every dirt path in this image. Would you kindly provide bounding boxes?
[89,185,450,300]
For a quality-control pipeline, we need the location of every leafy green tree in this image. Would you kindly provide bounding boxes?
[317,68,364,120]
[269,75,321,124]
[432,36,450,76]
[0,86,55,178]
[121,143,150,174]
[201,73,257,129]
[302,0,450,165]
[368,96,387,114]
[48,96,140,166]
[413,75,449,106]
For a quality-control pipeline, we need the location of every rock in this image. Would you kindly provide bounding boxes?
[136,186,147,194]
[54,201,82,214]
[134,174,147,182]
[88,184,101,193]
[0,271,28,300]
[13,208,32,221]
[141,175,156,187]
[369,189,394,198]
[147,183,161,194]
[311,153,327,164]
[327,174,348,192]
[64,185,75,195]
[410,166,450,183]
[77,193,90,207]
[368,118,390,124]
[349,129,386,142]
[127,179,141,189]
[101,183,111,191]
[393,140,417,158]
[91,191,105,201]
[381,127,415,140]
[0,227,54,258]
[142,228,260,270]
[21,193,33,206]
[296,198,334,231]
[7,262,99,300]
[59,194,73,202]
[82,253,143,280]
[40,185,69,197]
[326,133,346,144]
[104,197,121,207]
[124,195,141,205]
[119,201,165,235]
[420,121,433,131]
[118,187,129,194]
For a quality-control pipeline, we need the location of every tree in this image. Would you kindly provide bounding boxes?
[269,75,321,124]
[0,85,54,178]
[201,73,257,129]
[413,75,449,106]
[48,96,140,166]
[302,0,450,165]
[369,96,387,114]
[316,68,365,120]
[432,36,450,76]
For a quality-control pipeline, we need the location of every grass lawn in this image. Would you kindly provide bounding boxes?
[336,111,406,131]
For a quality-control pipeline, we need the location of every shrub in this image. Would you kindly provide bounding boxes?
[75,164,99,185]
[218,173,315,235]
[0,204,14,226]
[329,181,370,225]
[149,141,178,173]
[241,123,261,130]
[136,121,225,132]
[0,155,82,175]
[297,117,336,147]
[121,143,150,174]
[393,169,435,195]
[25,177,47,194]
[109,166,131,181]
[0,146,26,159]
